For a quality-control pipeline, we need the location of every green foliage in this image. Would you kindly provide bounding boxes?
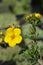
[22,23,43,39]
[23,45,39,65]
[0,0,31,14]
[0,45,21,61]
[22,13,43,65]
[0,13,19,29]
[0,0,43,65]
[3,0,17,6]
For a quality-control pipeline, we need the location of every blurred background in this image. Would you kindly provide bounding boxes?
[0,0,43,65]
[0,0,43,14]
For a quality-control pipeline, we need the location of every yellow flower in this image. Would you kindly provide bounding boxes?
[25,14,32,20]
[29,14,32,17]
[4,27,22,47]
[35,13,41,18]
[25,15,29,20]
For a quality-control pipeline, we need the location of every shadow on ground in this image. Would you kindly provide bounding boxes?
[0,61,16,65]
[31,0,43,15]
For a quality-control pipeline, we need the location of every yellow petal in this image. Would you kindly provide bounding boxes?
[15,36,22,44]
[8,40,16,47]
[5,27,13,36]
[4,36,11,43]
[6,27,13,32]
[14,28,21,36]
[35,13,41,18]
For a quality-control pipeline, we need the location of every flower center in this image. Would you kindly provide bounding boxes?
[11,34,15,39]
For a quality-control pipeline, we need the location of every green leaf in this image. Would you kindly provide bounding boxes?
[0,13,19,29]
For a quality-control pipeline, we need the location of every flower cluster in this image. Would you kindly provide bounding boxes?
[23,13,43,65]
[26,13,41,20]
[25,13,41,26]
[4,27,22,47]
